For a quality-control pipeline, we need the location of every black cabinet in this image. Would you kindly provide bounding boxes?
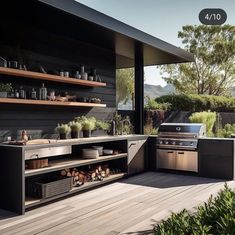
[128,138,147,175]
[198,138,235,180]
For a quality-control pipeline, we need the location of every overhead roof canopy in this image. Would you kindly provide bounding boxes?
[37,0,194,68]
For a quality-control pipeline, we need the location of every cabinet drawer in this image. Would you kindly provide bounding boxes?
[25,146,72,160]
[128,140,146,163]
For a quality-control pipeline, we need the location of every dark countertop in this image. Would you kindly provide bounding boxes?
[199,137,235,141]
[0,135,149,150]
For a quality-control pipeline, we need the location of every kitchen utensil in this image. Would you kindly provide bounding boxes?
[92,146,103,156]
[82,148,99,159]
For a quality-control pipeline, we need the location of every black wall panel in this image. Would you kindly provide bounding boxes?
[0,4,116,141]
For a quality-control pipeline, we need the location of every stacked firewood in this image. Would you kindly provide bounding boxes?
[60,164,111,187]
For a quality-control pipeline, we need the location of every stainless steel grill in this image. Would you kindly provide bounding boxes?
[156,123,206,172]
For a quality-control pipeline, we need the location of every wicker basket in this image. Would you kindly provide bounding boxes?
[26,175,73,199]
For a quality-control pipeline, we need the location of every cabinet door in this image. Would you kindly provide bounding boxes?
[176,151,198,172]
[156,149,176,169]
[128,140,146,175]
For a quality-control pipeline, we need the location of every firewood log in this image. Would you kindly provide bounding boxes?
[61,169,67,176]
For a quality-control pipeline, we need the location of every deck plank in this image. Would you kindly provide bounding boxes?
[0,172,233,235]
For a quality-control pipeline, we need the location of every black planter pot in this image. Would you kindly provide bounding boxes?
[83,130,91,138]
[71,131,79,139]
[59,133,67,139]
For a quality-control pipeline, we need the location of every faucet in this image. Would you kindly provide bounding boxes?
[121,118,131,135]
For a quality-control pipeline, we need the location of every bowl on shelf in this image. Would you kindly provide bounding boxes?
[82,148,99,159]
[103,149,113,155]
[92,146,103,156]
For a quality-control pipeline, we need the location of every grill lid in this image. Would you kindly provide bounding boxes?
[158,123,206,137]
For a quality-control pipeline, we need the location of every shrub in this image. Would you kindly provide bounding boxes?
[145,99,171,111]
[154,184,235,235]
[156,94,235,112]
[216,124,235,138]
[189,111,216,136]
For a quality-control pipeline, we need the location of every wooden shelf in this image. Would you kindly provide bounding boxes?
[0,98,106,107]
[25,173,126,208]
[25,153,127,177]
[0,67,106,87]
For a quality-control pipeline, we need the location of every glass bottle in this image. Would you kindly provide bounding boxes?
[39,83,47,100]
[31,88,37,100]
[19,86,25,99]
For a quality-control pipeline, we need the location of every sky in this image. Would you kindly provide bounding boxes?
[78,0,235,86]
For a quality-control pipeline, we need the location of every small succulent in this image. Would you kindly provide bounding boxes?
[75,116,97,131]
[68,121,82,132]
[0,83,12,92]
[55,123,71,134]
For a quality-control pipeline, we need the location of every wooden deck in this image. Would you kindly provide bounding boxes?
[0,172,234,235]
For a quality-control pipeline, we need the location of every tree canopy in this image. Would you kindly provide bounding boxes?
[116,68,134,107]
[160,25,235,96]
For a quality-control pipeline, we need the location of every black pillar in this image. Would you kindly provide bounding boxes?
[134,42,144,134]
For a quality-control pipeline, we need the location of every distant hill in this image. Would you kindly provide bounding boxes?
[144,83,175,99]
[118,83,175,110]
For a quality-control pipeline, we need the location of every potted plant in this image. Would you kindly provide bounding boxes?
[96,120,111,134]
[55,123,71,139]
[76,116,96,138]
[0,83,12,98]
[68,121,82,138]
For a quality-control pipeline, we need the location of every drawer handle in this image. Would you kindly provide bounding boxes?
[178,152,184,154]
[30,154,39,159]
[129,143,137,148]
[167,151,174,154]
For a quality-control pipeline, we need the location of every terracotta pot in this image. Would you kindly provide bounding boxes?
[71,131,79,139]
[83,130,91,138]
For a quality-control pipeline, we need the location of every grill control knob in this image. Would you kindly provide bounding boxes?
[172,141,176,145]
[159,140,163,144]
[165,141,169,145]
[179,142,183,146]
[190,142,194,146]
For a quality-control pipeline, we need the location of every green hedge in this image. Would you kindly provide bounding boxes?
[155,94,235,112]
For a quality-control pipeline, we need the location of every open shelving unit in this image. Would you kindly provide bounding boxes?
[25,153,128,177]
[0,67,107,87]
[25,173,126,208]
[0,98,106,108]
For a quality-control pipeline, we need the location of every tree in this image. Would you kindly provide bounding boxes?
[160,25,235,96]
[116,68,134,107]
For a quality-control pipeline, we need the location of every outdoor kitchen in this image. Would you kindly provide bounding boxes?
[0,0,234,220]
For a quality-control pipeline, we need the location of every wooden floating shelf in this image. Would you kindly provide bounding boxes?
[25,173,126,208]
[0,98,106,107]
[0,67,107,87]
[25,153,128,177]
